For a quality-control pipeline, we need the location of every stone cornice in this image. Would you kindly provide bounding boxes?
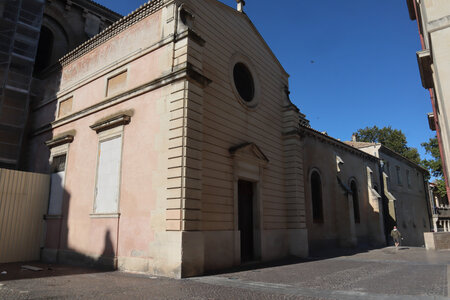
[90,114,131,133]
[406,0,416,20]
[45,134,74,148]
[60,0,166,67]
[176,28,206,47]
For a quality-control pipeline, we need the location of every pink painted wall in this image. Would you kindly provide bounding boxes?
[28,9,172,263]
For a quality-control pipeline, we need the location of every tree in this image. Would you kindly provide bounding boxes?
[422,136,447,198]
[353,126,421,164]
[422,137,442,177]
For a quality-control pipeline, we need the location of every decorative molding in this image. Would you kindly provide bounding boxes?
[229,142,269,165]
[60,0,165,67]
[428,112,436,131]
[176,28,205,47]
[31,64,211,137]
[186,63,212,87]
[90,114,131,133]
[89,213,121,219]
[417,50,433,89]
[45,134,74,148]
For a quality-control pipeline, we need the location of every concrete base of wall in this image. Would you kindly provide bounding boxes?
[203,229,309,273]
[424,232,450,250]
[288,228,309,257]
[42,229,309,278]
[203,231,236,272]
[41,248,117,270]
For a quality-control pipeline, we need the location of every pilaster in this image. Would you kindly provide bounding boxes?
[282,104,308,256]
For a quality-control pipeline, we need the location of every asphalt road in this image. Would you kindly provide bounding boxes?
[1,247,450,299]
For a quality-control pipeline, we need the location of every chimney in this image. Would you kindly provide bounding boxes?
[236,0,245,12]
[351,134,357,142]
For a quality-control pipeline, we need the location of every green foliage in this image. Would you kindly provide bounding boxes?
[421,137,443,178]
[421,136,447,198]
[434,179,447,198]
[353,126,421,164]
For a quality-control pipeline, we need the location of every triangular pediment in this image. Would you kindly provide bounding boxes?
[229,142,269,165]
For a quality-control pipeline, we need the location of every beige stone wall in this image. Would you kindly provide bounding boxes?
[302,133,385,251]
[423,0,450,24]
[28,0,309,277]
[182,0,307,270]
[417,0,450,192]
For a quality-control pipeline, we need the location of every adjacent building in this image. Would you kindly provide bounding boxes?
[345,140,431,246]
[0,0,120,169]
[407,0,450,199]
[302,128,385,252]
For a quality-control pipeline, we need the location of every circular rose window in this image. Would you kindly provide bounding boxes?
[233,63,255,102]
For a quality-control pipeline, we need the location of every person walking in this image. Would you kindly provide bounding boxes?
[390,226,402,247]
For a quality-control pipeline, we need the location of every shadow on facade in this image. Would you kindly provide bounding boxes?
[42,188,117,273]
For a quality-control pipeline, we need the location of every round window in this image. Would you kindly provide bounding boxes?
[233,63,255,102]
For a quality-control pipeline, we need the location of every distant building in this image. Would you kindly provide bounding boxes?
[302,128,385,252]
[406,0,450,200]
[429,181,450,232]
[345,140,431,246]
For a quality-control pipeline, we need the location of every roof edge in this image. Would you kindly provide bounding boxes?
[59,0,167,67]
[299,126,379,162]
[72,0,122,20]
[206,0,289,77]
[379,145,428,174]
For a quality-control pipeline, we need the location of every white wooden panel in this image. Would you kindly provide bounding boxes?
[94,136,122,213]
[48,171,65,215]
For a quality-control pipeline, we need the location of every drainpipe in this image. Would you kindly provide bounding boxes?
[378,160,389,245]
[171,3,180,72]
[423,176,433,231]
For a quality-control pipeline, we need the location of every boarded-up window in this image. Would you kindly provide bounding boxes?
[106,71,127,97]
[94,136,122,213]
[350,181,360,223]
[311,171,323,223]
[396,166,402,185]
[58,97,73,118]
[48,154,66,215]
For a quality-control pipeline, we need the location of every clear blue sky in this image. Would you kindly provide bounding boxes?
[95,0,433,159]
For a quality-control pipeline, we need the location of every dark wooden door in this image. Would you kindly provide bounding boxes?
[238,180,254,262]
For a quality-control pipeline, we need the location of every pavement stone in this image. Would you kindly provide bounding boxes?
[0,247,450,299]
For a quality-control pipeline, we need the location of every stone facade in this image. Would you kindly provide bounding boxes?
[302,129,385,251]
[7,0,434,278]
[346,142,431,246]
[28,0,310,278]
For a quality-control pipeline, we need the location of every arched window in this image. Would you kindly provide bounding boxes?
[311,171,323,223]
[350,180,360,223]
[34,26,54,75]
